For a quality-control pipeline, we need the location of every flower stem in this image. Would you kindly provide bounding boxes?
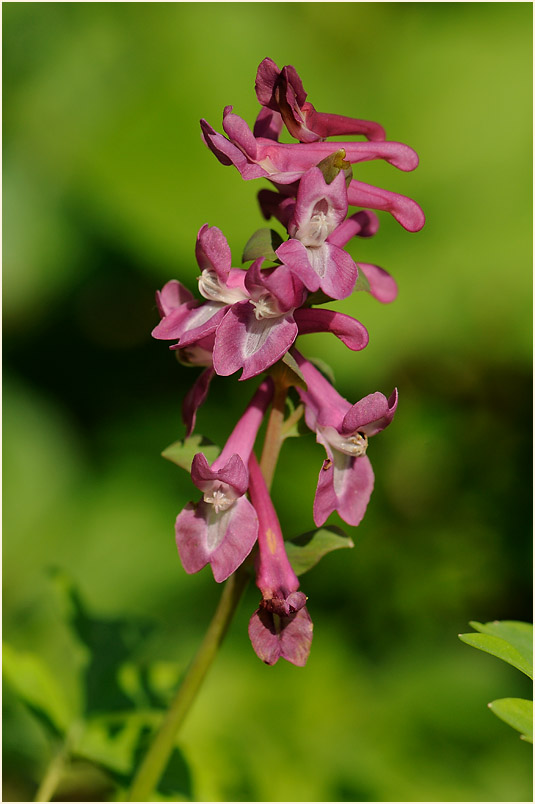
[127,566,249,802]
[260,382,288,490]
[34,724,80,803]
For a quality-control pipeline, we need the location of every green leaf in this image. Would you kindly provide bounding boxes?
[3,641,72,735]
[316,149,353,185]
[268,352,307,391]
[488,698,533,743]
[459,621,533,679]
[242,228,283,263]
[162,434,220,472]
[308,356,336,386]
[353,271,372,294]
[285,526,354,576]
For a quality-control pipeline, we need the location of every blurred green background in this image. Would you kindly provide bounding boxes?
[3,2,532,801]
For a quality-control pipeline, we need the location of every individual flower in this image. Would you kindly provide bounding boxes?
[212,259,307,380]
[175,379,273,582]
[247,453,313,666]
[293,350,398,527]
[212,258,370,380]
[152,224,248,348]
[255,56,386,143]
[200,105,420,187]
[275,166,358,299]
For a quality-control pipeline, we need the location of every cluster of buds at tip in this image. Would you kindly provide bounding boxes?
[153,58,423,666]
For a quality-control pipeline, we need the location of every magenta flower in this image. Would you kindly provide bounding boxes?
[247,454,313,666]
[212,258,369,380]
[327,215,398,303]
[275,167,358,299]
[255,57,386,143]
[212,259,306,381]
[200,105,420,187]
[152,224,247,348]
[175,379,273,582]
[293,350,397,527]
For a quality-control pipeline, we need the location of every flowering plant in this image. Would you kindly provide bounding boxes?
[130,56,423,799]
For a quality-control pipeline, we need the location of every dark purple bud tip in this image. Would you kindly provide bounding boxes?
[262,591,307,616]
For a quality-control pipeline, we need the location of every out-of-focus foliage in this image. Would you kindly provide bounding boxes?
[3,2,532,801]
[459,621,533,743]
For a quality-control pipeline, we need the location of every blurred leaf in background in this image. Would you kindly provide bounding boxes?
[3,2,532,801]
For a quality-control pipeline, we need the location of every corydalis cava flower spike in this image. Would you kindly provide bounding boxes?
[175,379,273,582]
[293,350,397,527]
[247,453,313,666]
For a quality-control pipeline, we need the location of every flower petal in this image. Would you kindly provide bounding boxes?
[294,308,369,351]
[209,496,259,582]
[276,239,321,292]
[200,118,267,180]
[182,367,215,438]
[248,606,313,666]
[169,302,228,347]
[175,497,258,583]
[279,606,313,666]
[341,389,398,436]
[156,280,194,317]
[151,302,200,341]
[191,452,249,496]
[213,302,298,380]
[248,608,281,665]
[195,224,232,279]
[314,450,375,528]
[327,210,380,247]
[302,103,386,142]
[253,107,283,140]
[348,180,425,232]
[356,263,398,303]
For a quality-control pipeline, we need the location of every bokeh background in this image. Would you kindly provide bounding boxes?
[3,2,532,801]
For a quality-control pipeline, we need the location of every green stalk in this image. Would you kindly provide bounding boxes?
[259,382,288,490]
[127,567,248,801]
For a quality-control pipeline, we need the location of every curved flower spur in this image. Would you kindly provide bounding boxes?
[151,56,423,669]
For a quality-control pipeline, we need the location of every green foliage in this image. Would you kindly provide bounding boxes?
[459,621,533,679]
[242,228,283,263]
[3,576,193,800]
[162,434,220,472]
[268,352,307,391]
[3,642,73,737]
[285,526,354,576]
[459,621,533,742]
[488,699,533,744]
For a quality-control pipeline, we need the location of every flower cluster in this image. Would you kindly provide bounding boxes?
[153,58,423,666]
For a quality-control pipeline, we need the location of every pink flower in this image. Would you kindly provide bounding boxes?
[212,258,369,380]
[175,379,272,582]
[255,57,386,143]
[293,350,397,527]
[201,106,419,187]
[247,454,313,666]
[275,167,358,299]
[152,225,247,348]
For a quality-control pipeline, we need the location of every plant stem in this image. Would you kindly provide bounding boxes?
[127,566,248,802]
[34,724,80,803]
[259,382,288,490]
